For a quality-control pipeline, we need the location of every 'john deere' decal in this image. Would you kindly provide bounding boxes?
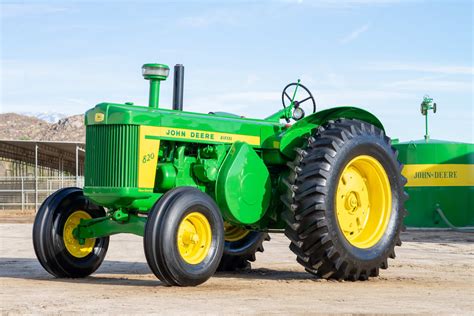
[145,126,260,146]
[402,164,474,187]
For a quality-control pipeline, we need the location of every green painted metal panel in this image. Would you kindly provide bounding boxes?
[396,140,473,164]
[403,187,473,227]
[85,124,139,187]
[85,103,284,149]
[279,107,384,159]
[84,124,162,209]
[394,140,474,228]
[76,213,147,239]
[216,142,271,225]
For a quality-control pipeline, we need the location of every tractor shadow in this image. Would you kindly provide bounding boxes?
[215,268,313,281]
[0,257,163,287]
[0,258,313,287]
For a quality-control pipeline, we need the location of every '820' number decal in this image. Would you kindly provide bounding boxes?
[142,153,155,164]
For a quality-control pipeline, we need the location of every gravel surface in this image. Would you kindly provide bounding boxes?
[1,222,473,315]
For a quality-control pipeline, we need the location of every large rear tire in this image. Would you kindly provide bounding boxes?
[282,119,407,280]
[144,187,224,286]
[32,187,109,278]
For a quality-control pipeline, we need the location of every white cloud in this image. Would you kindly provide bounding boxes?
[177,10,240,28]
[340,23,370,44]
[283,0,409,8]
[368,62,474,75]
[1,4,69,18]
[385,77,472,92]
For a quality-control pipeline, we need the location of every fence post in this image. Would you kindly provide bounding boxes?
[35,143,38,211]
[75,145,79,187]
[21,176,24,211]
[61,158,64,187]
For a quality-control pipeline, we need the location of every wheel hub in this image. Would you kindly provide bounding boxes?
[336,155,392,248]
[63,210,95,258]
[177,212,212,264]
[345,191,359,211]
[182,230,200,245]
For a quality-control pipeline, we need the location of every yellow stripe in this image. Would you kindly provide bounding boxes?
[138,126,161,189]
[143,126,260,146]
[402,164,474,187]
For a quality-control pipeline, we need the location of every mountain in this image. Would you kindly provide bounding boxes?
[0,113,51,141]
[0,113,85,142]
[20,112,68,123]
[41,115,85,142]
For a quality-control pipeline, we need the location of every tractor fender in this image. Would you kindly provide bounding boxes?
[279,106,384,159]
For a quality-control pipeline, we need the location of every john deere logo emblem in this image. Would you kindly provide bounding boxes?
[95,113,104,122]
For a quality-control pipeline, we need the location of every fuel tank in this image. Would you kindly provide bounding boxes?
[394,139,474,228]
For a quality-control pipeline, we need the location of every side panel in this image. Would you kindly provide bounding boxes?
[279,107,384,159]
[142,126,260,146]
[85,103,282,149]
[138,126,161,190]
[216,142,271,225]
[394,141,474,228]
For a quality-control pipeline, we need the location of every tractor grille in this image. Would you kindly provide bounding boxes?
[85,125,139,187]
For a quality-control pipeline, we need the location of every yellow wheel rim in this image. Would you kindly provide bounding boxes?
[63,210,95,258]
[177,212,212,265]
[224,222,250,242]
[336,155,392,249]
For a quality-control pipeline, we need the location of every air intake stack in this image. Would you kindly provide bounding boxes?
[142,63,170,109]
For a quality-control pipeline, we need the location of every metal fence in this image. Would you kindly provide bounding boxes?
[0,176,84,211]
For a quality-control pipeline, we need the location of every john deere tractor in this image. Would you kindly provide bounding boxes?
[33,63,407,286]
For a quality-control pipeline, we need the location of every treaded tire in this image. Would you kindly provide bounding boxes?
[282,119,407,281]
[217,232,270,271]
[32,187,109,278]
[144,187,224,286]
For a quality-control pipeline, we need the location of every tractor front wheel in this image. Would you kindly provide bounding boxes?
[282,119,407,280]
[32,187,109,278]
[144,187,224,286]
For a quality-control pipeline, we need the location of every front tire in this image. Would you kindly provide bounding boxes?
[32,187,109,278]
[282,119,407,280]
[144,187,224,286]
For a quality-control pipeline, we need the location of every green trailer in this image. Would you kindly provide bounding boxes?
[394,96,474,228]
[33,63,407,286]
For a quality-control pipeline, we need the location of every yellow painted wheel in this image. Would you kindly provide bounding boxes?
[224,222,250,242]
[336,155,392,249]
[63,210,96,258]
[177,212,212,265]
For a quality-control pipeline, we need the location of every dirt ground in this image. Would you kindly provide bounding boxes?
[1,215,473,315]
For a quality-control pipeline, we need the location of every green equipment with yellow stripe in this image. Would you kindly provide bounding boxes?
[394,96,474,229]
[33,63,408,286]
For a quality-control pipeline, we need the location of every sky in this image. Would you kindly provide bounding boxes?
[1,0,473,142]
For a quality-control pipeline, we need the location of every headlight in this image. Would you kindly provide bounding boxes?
[292,107,305,120]
[142,63,170,79]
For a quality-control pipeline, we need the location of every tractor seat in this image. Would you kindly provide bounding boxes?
[208,112,244,118]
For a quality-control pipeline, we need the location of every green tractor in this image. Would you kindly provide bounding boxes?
[33,63,407,286]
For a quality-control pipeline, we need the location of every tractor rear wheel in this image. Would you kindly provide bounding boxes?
[144,187,224,286]
[32,187,109,278]
[217,223,270,271]
[282,119,407,280]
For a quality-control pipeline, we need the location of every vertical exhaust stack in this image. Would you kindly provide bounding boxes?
[172,64,184,111]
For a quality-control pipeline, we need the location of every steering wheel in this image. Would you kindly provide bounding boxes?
[281,82,316,122]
